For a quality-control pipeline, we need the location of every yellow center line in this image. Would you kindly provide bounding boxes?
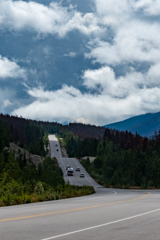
[0,192,151,223]
[73,170,81,183]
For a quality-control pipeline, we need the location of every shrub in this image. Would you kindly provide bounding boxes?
[34,182,44,195]
[0,183,95,207]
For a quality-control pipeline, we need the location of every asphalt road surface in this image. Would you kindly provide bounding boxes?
[1,189,160,240]
[48,135,100,188]
[1,135,160,239]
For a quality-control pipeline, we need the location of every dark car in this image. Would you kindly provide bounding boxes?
[57,149,59,151]
[80,173,85,178]
[76,167,80,171]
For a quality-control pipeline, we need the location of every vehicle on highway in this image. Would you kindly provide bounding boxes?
[76,167,80,171]
[67,168,74,176]
[66,165,71,170]
[57,149,59,151]
[80,173,85,178]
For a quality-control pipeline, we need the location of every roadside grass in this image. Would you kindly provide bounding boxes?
[0,181,95,207]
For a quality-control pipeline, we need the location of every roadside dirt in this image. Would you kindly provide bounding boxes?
[5,143,43,166]
[81,156,96,162]
[58,138,68,157]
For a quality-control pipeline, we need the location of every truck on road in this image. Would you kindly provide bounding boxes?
[67,168,74,176]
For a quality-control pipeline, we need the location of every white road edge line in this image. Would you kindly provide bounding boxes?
[72,158,94,186]
[85,176,93,186]
[68,176,73,185]
[41,208,160,240]
[59,157,71,183]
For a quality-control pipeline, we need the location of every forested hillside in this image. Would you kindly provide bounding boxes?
[0,115,95,206]
[1,112,160,199]
[0,114,105,147]
[0,114,65,156]
[64,128,160,188]
[104,112,160,137]
[68,123,105,140]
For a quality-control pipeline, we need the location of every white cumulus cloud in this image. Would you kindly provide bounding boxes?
[0,55,26,79]
[12,63,160,125]
[133,0,160,16]
[0,0,103,37]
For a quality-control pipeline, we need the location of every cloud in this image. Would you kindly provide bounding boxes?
[12,63,160,125]
[0,0,103,37]
[4,0,160,125]
[147,63,160,86]
[83,0,160,67]
[83,64,160,96]
[86,21,160,66]
[133,0,160,16]
[12,84,160,125]
[0,55,26,79]
[3,99,12,107]
[0,88,21,113]
[64,52,77,57]
[83,66,116,94]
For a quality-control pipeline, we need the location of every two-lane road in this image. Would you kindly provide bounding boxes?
[1,189,160,240]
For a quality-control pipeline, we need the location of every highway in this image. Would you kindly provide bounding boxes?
[1,189,160,239]
[0,135,160,239]
[48,135,100,188]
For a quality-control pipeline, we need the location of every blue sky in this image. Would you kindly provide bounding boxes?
[1,0,160,125]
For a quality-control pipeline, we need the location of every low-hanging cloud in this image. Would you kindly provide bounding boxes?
[12,64,160,125]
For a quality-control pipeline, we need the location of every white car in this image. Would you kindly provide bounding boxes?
[80,173,85,178]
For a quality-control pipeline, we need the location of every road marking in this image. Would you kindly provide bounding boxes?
[73,171,81,183]
[72,158,94,186]
[41,207,160,240]
[0,192,151,222]
[85,176,94,186]
[72,158,79,168]
[59,158,74,185]
[67,159,81,184]
[68,176,73,185]
[60,157,68,174]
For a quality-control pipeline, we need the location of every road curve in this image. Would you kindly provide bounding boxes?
[0,189,160,240]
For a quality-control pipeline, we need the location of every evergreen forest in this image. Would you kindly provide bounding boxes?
[64,128,160,188]
[1,113,160,207]
[0,114,94,206]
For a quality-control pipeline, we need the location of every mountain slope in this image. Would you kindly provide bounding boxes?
[104,112,160,137]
